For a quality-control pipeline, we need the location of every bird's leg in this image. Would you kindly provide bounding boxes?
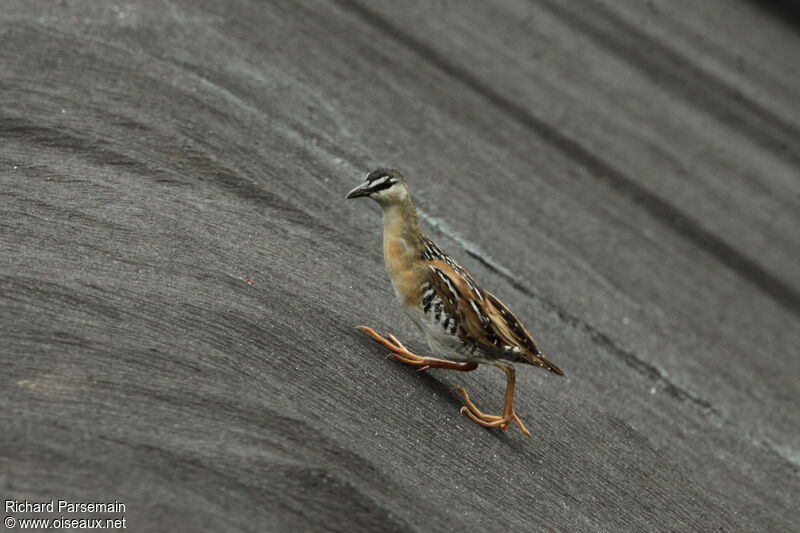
[356,326,530,434]
[355,326,478,371]
[455,363,531,437]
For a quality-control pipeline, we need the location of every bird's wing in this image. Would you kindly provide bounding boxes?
[425,257,563,375]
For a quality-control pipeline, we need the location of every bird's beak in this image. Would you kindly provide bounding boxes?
[345,181,372,199]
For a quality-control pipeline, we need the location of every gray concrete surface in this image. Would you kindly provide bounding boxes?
[1,0,798,531]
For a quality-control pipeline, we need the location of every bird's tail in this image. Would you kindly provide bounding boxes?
[525,352,564,376]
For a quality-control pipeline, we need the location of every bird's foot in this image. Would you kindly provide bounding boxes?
[354,326,478,372]
[354,326,426,366]
[453,387,531,437]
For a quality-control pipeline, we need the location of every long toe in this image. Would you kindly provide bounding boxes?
[454,388,501,421]
[459,404,503,422]
[460,407,512,428]
[356,326,408,354]
[390,353,426,367]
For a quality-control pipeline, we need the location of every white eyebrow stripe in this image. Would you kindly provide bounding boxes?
[369,176,387,187]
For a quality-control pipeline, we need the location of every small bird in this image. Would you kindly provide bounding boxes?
[346,169,563,436]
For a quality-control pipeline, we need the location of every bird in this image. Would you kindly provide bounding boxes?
[345,168,563,436]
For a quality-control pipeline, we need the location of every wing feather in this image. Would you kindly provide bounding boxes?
[424,259,563,375]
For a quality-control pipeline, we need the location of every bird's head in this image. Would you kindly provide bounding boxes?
[345,168,409,206]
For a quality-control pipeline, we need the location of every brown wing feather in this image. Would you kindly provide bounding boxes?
[484,292,563,375]
[425,260,563,375]
[425,261,493,349]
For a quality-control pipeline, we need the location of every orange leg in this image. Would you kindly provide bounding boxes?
[454,363,531,437]
[355,327,530,436]
[355,326,478,372]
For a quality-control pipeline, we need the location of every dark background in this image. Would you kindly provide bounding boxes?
[2,1,798,531]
